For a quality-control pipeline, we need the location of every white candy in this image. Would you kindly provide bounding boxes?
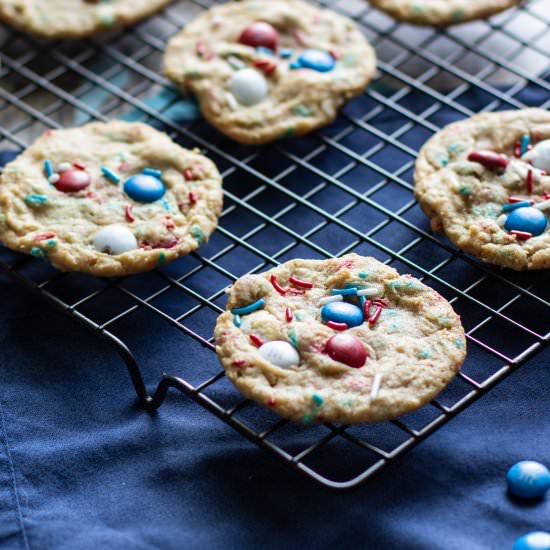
[259,341,300,369]
[357,287,381,297]
[523,140,550,172]
[319,295,343,305]
[57,162,72,172]
[93,225,138,255]
[48,174,60,184]
[370,373,382,400]
[536,199,550,211]
[229,68,268,107]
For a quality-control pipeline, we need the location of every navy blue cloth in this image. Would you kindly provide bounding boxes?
[2,84,550,549]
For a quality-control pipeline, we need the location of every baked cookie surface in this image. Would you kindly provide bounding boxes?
[0,121,223,277]
[164,0,376,144]
[0,0,171,38]
[214,254,465,424]
[369,0,521,26]
[415,109,550,271]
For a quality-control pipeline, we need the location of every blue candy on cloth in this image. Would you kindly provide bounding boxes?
[507,461,550,499]
[513,532,550,550]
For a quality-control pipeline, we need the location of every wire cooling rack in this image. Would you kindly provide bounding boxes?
[1,0,550,490]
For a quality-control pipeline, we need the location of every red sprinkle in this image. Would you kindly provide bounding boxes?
[35,231,56,241]
[510,230,533,241]
[527,168,533,194]
[363,299,372,318]
[270,275,287,295]
[196,41,206,56]
[125,204,135,222]
[337,259,353,270]
[250,334,264,347]
[327,321,348,331]
[164,217,175,230]
[286,288,306,296]
[188,191,198,204]
[544,193,550,200]
[285,307,293,322]
[267,397,276,407]
[368,306,383,326]
[73,162,86,170]
[232,359,246,367]
[514,140,521,158]
[329,48,340,59]
[289,276,313,289]
[184,169,194,181]
[118,162,131,173]
[293,29,307,46]
[467,150,509,171]
[508,196,525,203]
[44,129,54,137]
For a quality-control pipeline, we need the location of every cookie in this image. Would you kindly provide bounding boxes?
[214,254,466,424]
[415,109,550,271]
[0,121,223,277]
[0,0,171,39]
[164,0,376,145]
[369,0,522,26]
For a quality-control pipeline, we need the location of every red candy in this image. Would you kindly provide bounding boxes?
[324,333,368,369]
[238,22,279,51]
[467,150,509,171]
[54,169,91,193]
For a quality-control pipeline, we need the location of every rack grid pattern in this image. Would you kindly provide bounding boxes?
[1,0,549,489]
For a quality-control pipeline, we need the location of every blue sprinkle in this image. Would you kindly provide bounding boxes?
[280,48,293,58]
[161,197,172,212]
[101,166,120,184]
[30,247,47,259]
[520,134,530,156]
[44,159,54,178]
[289,61,301,70]
[233,314,241,328]
[502,201,531,212]
[143,168,162,178]
[25,194,48,205]
[331,287,358,296]
[256,46,274,57]
[312,394,324,407]
[359,295,366,308]
[231,298,266,316]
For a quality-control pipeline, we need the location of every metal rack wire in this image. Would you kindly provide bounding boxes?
[1,0,549,490]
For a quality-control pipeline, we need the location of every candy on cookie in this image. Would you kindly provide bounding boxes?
[164,0,377,144]
[214,254,466,424]
[0,121,223,277]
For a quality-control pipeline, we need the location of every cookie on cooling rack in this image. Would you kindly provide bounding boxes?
[214,254,466,424]
[0,121,223,277]
[368,0,522,26]
[0,0,171,39]
[164,0,376,145]
[415,109,550,270]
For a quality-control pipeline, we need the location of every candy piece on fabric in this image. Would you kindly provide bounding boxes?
[124,174,166,203]
[259,340,300,369]
[229,69,268,106]
[292,49,335,72]
[54,169,91,193]
[467,150,509,171]
[238,22,279,51]
[321,301,364,327]
[513,532,550,550]
[324,333,367,368]
[504,207,547,236]
[507,461,550,499]
[523,139,550,172]
[93,225,138,255]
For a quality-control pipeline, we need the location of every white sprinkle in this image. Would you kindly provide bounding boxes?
[225,92,238,111]
[536,199,550,211]
[496,214,507,227]
[320,98,334,117]
[319,295,343,305]
[57,162,71,172]
[226,55,245,70]
[357,287,381,297]
[370,373,382,400]
[48,174,60,184]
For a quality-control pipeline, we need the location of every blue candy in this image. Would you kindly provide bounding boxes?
[321,301,364,327]
[293,49,335,72]
[123,174,166,203]
[513,532,550,550]
[505,207,548,236]
[507,461,550,499]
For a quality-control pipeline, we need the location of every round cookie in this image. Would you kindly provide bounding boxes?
[0,0,171,39]
[0,121,223,277]
[368,0,522,26]
[415,109,550,271]
[164,0,376,145]
[214,254,466,424]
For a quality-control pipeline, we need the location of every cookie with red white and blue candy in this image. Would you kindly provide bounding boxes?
[0,0,172,39]
[214,254,465,424]
[0,121,223,277]
[164,0,376,145]
[415,109,550,270]
[369,0,522,26]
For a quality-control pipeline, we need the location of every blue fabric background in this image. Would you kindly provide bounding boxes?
[1,87,550,549]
